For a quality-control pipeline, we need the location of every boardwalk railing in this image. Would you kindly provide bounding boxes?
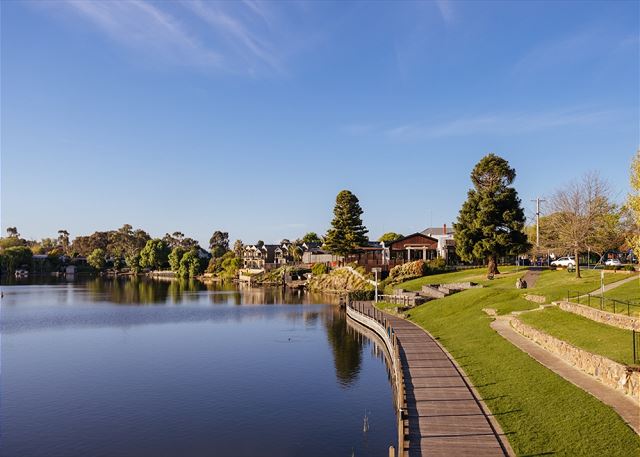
[346,302,408,457]
[567,290,640,317]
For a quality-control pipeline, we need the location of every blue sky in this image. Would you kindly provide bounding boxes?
[2,0,638,246]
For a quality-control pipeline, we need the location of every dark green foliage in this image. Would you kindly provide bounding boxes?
[0,236,26,250]
[312,263,329,276]
[324,190,369,257]
[71,225,149,258]
[0,246,33,272]
[139,239,170,270]
[347,289,375,301]
[209,231,229,258]
[5,227,19,238]
[378,232,403,243]
[207,251,241,278]
[178,250,206,278]
[87,248,106,271]
[302,232,322,243]
[162,231,199,250]
[168,247,186,273]
[454,154,531,275]
[125,252,141,274]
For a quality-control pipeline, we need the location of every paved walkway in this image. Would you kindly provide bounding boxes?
[588,274,639,295]
[354,302,512,456]
[491,316,640,434]
[520,268,541,288]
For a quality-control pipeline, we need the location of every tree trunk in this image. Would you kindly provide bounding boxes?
[487,255,500,277]
[574,247,581,279]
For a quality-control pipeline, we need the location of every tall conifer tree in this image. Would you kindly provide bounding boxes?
[324,190,369,257]
[454,154,530,276]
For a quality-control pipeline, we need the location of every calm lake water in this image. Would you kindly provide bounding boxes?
[0,278,396,457]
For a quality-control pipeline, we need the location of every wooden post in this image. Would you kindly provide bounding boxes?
[389,445,396,457]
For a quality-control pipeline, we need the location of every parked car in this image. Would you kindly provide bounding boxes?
[551,257,575,267]
[604,258,622,267]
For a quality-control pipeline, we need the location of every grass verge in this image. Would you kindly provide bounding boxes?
[605,278,640,304]
[519,307,636,366]
[385,271,640,456]
[530,269,632,303]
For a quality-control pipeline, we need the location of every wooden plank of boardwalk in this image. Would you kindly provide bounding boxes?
[357,302,508,457]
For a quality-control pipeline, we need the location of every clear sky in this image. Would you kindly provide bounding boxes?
[1,0,638,247]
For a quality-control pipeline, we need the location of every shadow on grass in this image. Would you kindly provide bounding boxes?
[493,409,522,416]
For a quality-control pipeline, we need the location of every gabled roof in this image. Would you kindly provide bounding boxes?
[422,226,455,236]
[388,232,438,246]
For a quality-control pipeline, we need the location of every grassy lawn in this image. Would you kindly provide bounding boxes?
[530,269,632,303]
[519,307,636,366]
[395,266,523,292]
[605,278,640,304]
[384,270,640,456]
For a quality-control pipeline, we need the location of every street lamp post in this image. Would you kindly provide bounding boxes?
[372,267,382,303]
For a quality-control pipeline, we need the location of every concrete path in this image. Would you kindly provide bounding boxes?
[353,302,512,456]
[491,316,640,434]
[589,274,640,295]
[520,268,541,288]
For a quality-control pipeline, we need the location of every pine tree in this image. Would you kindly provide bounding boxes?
[324,190,369,257]
[454,154,530,276]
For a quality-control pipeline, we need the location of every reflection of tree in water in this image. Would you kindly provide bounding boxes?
[325,309,363,387]
[84,277,206,304]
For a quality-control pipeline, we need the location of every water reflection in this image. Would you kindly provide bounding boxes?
[1,276,339,306]
[324,310,364,387]
[0,279,397,456]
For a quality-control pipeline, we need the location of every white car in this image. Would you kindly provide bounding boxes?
[551,257,576,267]
[605,258,622,267]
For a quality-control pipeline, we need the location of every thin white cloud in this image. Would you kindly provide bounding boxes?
[385,108,614,140]
[39,0,317,75]
[62,0,220,68]
[435,0,454,25]
[183,0,283,74]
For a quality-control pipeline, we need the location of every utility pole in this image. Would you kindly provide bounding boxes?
[531,197,546,247]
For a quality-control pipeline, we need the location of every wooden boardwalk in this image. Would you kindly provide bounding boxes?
[351,302,510,457]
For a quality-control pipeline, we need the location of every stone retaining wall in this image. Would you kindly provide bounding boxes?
[510,318,639,402]
[524,294,546,304]
[444,281,482,290]
[556,301,640,331]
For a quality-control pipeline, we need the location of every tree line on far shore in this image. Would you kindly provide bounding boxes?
[1,152,638,279]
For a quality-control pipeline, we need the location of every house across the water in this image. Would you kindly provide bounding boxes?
[347,225,457,273]
[346,232,439,273]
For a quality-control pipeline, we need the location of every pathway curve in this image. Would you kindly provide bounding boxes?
[588,274,639,295]
[353,301,512,456]
[491,316,640,434]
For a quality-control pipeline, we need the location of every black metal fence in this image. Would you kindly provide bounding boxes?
[633,330,640,365]
[566,291,640,317]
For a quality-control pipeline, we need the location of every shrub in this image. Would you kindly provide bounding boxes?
[348,289,375,301]
[312,263,329,276]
